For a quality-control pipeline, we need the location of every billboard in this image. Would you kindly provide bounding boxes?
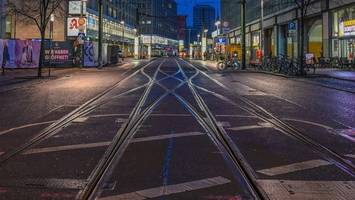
[0,39,40,68]
[69,1,86,15]
[67,17,87,37]
[44,41,73,67]
[340,19,355,37]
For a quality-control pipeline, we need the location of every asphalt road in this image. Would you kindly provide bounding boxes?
[0,58,354,200]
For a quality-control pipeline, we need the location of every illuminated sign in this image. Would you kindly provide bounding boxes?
[69,1,86,15]
[67,17,86,37]
[339,19,355,37]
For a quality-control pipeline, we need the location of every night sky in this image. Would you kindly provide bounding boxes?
[176,0,220,26]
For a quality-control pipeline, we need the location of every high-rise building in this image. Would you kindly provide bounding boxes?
[192,5,216,41]
[138,0,178,40]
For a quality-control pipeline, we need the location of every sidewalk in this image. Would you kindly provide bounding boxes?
[190,59,355,82]
[313,68,355,82]
[0,58,144,92]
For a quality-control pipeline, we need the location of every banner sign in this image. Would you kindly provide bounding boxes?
[44,41,73,67]
[15,40,41,68]
[0,40,17,68]
[0,39,40,68]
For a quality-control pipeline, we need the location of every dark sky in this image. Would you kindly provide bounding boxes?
[176,0,220,26]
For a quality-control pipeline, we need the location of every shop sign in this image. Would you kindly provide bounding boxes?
[216,37,227,45]
[340,19,355,37]
[69,1,86,15]
[68,17,87,37]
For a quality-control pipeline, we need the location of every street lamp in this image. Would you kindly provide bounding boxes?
[121,20,125,61]
[215,20,221,35]
[197,34,201,59]
[49,14,55,77]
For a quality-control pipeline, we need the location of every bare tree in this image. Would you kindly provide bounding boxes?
[7,0,66,77]
[294,0,312,75]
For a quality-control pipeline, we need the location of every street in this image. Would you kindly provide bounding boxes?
[0,58,354,200]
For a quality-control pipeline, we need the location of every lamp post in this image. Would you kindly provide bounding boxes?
[120,20,125,61]
[215,20,221,35]
[80,0,87,68]
[98,0,103,68]
[49,14,55,77]
[197,34,200,59]
[202,29,208,60]
[241,0,246,69]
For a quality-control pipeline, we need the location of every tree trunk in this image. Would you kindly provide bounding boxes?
[38,30,46,77]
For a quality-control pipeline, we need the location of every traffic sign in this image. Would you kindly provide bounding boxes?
[288,21,296,34]
[78,32,86,45]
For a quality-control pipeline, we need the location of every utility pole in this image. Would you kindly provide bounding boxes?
[241,0,246,69]
[98,0,103,68]
[260,0,264,57]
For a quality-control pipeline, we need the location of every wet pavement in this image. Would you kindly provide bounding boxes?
[0,58,354,200]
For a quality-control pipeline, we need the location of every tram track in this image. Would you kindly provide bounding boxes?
[78,59,189,200]
[182,58,355,177]
[0,59,158,166]
[174,59,268,200]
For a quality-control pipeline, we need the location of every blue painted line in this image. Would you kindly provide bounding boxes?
[162,132,175,187]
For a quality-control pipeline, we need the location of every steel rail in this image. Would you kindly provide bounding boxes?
[80,59,189,200]
[182,59,355,177]
[0,59,159,165]
[175,59,268,200]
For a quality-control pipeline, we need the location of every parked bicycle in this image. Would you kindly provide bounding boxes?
[217,52,241,71]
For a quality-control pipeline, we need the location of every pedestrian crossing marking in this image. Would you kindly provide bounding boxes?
[257,154,355,176]
[98,176,231,200]
[257,159,331,176]
[22,132,205,155]
[131,132,205,143]
[258,180,355,200]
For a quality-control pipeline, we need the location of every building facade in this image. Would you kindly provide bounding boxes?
[193,5,216,41]
[0,0,138,56]
[221,0,355,64]
[137,0,178,56]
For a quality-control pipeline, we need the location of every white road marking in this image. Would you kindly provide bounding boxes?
[0,178,87,190]
[23,132,205,155]
[23,141,112,155]
[98,176,231,200]
[258,179,355,200]
[72,117,89,123]
[0,121,55,136]
[88,113,191,118]
[345,154,355,159]
[257,159,331,176]
[131,132,205,143]
[215,114,256,118]
[282,118,333,130]
[227,122,273,132]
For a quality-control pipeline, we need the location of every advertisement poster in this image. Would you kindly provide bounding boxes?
[0,40,17,68]
[15,40,40,68]
[44,41,73,67]
[84,41,98,67]
[68,17,87,37]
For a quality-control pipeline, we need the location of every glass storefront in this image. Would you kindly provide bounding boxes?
[251,31,260,61]
[331,4,355,59]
